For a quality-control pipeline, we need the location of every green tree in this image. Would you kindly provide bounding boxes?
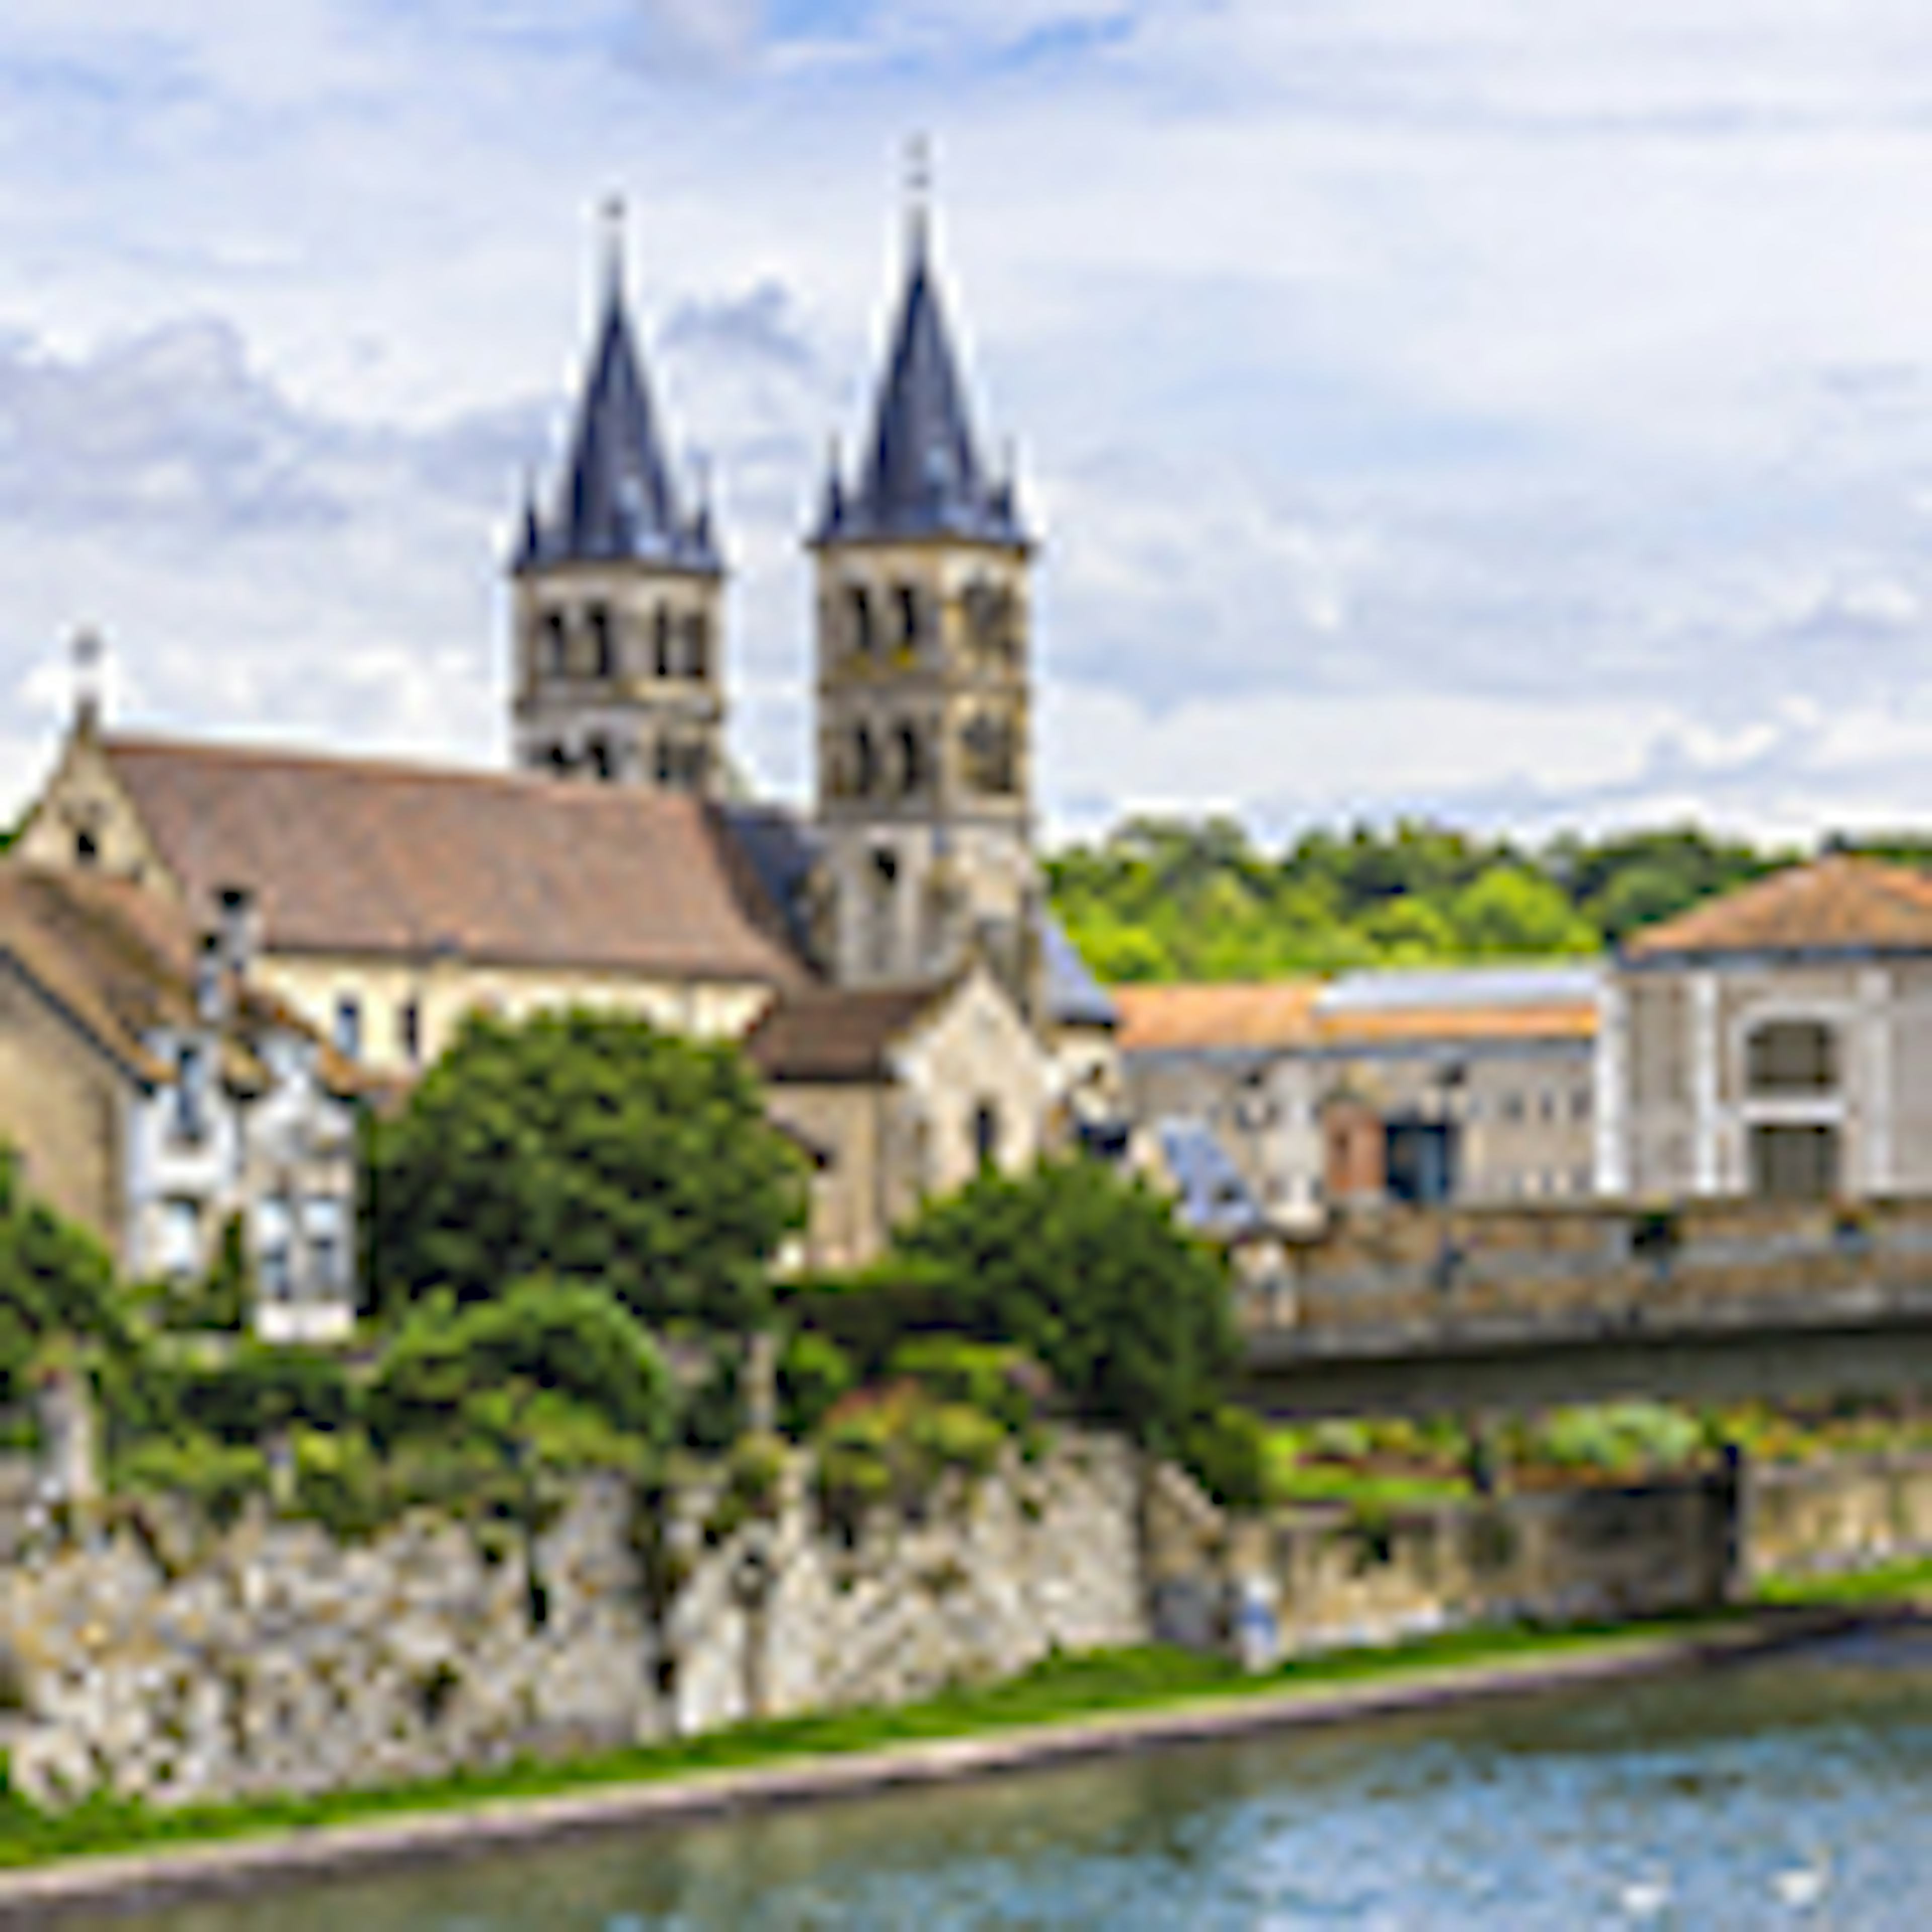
[889,1158,1237,1457]
[366,1010,806,1327]
[1449,864,1597,957]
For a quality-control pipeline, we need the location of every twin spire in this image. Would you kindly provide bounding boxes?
[518,149,1027,578]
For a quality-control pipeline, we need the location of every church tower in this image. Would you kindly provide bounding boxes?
[511,204,725,792]
[810,158,1039,1006]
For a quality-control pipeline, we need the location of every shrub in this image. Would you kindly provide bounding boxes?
[1180,1405,1269,1511]
[1535,1402,1703,1476]
[889,1338,1047,1437]
[364,1278,673,1454]
[776,1331,854,1440]
[175,1343,353,1447]
[774,1256,963,1379]
[678,1337,745,1455]
[890,1158,1237,1458]
[115,1435,268,1526]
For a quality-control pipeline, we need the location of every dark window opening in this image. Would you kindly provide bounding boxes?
[547,744,571,775]
[895,583,922,650]
[399,1000,422,1064]
[333,996,361,1061]
[587,604,615,678]
[853,725,878,797]
[847,586,875,658]
[654,605,674,678]
[972,1102,1001,1169]
[684,611,709,681]
[542,610,569,675]
[73,828,99,867]
[897,721,924,795]
[871,848,899,887]
[174,1042,209,1145]
[1748,1020,1837,1096]
[1385,1117,1459,1205]
[587,738,614,782]
[1751,1122,1839,1201]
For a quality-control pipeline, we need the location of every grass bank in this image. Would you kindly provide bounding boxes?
[1755,1554,1932,1607]
[0,1612,1770,1874]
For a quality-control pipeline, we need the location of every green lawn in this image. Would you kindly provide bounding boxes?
[0,1615,1747,1873]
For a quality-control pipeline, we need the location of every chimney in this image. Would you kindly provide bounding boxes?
[215,884,259,983]
[70,627,103,741]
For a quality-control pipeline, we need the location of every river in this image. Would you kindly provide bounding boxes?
[75,1625,1932,1930]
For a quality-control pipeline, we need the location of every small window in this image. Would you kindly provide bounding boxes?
[302,1196,347,1293]
[972,1101,1001,1169]
[173,1041,209,1144]
[257,1197,293,1302]
[653,605,674,678]
[1747,1020,1837,1096]
[399,999,422,1064]
[1501,1092,1524,1124]
[853,725,878,797]
[157,1198,201,1281]
[1571,1088,1591,1121]
[74,828,99,867]
[684,611,709,681]
[333,996,362,1061]
[1751,1122,1839,1200]
[588,738,614,782]
[547,744,571,775]
[542,610,569,675]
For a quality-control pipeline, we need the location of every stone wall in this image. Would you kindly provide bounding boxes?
[0,1431,1147,1811]
[1145,1463,1734,1666]
[1743,1454,1932,1585]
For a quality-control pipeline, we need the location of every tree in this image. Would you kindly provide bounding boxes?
[889,1157,1238,1457]
[365,1010,806,1328]
[1449,864,1597,958]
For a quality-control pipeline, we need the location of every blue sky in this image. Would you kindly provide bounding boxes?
[7,1,1932,848]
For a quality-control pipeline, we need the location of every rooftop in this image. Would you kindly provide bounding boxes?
[1623,853,1932,962]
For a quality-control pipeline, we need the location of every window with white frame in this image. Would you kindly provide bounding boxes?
[157,1198,201,1280]
[257,1197,293,1302]
[302,1196,347,1295]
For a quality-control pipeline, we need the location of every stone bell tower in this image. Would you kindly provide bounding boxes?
[510,200,726,793]
[809,152,1039,1008]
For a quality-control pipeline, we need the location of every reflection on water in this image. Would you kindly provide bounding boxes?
[74,1630,1932,1930]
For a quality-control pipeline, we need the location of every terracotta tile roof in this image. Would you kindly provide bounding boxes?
[1316,1002,1596,1046]
[1114,982,1323,1055]
[744,983,948,1084]
[0,866,354,1090]
[1624,854,1932,960]
[100,735,805,985]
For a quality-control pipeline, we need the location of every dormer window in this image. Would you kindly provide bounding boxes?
[173,1041,210,1145]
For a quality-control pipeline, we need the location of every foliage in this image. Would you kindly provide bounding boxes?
[1179,1405,1270,1511]
[364,1010,806,1329]
[814,1382,1008,1538]
[1046,815,1790,982]
[143,1216,250,1335]
[114,1435,269,1526]
[677,1335,748,1455]
[773,1255,962,1379]
[173,1343,352,1447]
[363,1278,673,1458]
[776,1330,854,1441]
[704,1431,788,1545]
[887,1338,1048,1438]
[1526,1402,1704,1477]
[889,1158,1237,1462]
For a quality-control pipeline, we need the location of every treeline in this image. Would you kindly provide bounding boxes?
[1046,818,1932,984]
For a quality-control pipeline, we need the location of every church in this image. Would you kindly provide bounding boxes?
[6,173,1122,1282]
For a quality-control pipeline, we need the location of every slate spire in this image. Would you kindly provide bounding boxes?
[815,148,1027,548]
[517,199,720,576]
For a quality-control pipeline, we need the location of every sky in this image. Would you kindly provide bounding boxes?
[6,2,1932,850]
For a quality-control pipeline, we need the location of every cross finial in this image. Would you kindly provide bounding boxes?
[905,133,932,254]
[600,191,627,298]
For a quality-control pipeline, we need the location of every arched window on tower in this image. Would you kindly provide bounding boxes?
[587,738,614,782]
[683,611,709,681]
[894,584,923,654]
[542,610,569,677]
[853,723,878,797]
[847,586,875,660]
[587,604,615,679]
[897,721,924,796]
[653,605,674,679]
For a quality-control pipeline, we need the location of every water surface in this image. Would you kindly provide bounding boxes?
[82,1627,1932,1930]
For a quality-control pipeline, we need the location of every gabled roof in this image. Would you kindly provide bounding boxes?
[743,981,950,1085]
[0,867,352,1091]
[1623,854,1932,962]
[516,266,719,576]
[1039,912,1117,1030]
[95,735,804,985]
[814,213,1026,548]
[1316,964,1599,1046]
